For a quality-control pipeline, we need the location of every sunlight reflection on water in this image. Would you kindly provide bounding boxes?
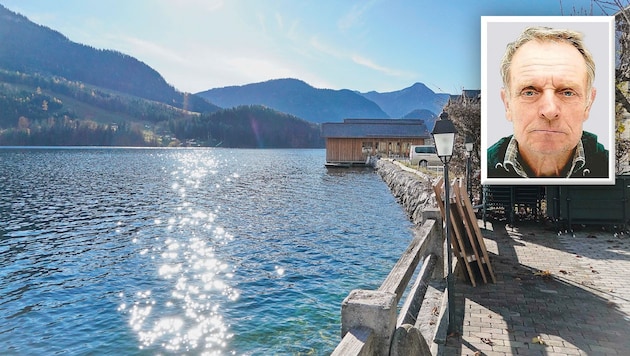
[0,148,414,355]
[122,152,238,354]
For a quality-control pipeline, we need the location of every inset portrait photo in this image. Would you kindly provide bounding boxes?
[481,16,615,185]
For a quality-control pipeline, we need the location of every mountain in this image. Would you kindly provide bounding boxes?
[0,69,324,147]
[403,109,438,131]
[0,5,219,114]
[196,78,388,123]
[0,69,201,146]
[403,108,437,120]
[0,5,325,148]
[0,4,450,148]
[360,82,449,118]
[196,79,451,124]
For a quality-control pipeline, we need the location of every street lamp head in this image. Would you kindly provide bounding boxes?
[465,135,474,153]
[431,111,457,164]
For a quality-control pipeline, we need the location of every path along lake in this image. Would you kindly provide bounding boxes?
[0,148,415,355]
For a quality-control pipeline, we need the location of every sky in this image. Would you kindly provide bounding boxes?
[0,0,615,95]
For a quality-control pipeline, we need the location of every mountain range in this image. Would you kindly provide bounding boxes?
[361,83,449,119]
[196,79,449,123]
[0,4,454,147]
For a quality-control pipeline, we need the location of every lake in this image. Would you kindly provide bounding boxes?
[0,148,414,355]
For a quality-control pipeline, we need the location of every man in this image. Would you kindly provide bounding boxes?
[487,26,608,178]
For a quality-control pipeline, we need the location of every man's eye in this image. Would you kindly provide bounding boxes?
[521,90,536,96]
[561,90,575,97]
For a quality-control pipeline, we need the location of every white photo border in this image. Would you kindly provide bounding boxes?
[481,16,615,185]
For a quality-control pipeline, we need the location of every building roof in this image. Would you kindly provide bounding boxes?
[462,89,481,99]
[449,89,481,103]
[321,118,430,138]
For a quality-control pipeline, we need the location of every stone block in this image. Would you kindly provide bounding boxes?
[341,289,397,355]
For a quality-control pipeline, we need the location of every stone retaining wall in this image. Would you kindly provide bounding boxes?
[374,159,437,225]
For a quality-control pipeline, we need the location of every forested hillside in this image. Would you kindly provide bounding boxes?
[0,69,323,147]
[0,5,323,148]
[0,69,195,146]
[170,105,323,148]
[0,5,218,114]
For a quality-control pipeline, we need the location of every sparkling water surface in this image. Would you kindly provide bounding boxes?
[0,148,414,355]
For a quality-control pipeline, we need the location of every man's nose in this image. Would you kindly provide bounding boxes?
[539,91,560,120]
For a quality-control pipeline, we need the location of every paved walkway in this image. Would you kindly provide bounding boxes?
[443,220,630,355]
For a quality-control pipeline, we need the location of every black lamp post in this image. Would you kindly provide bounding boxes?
[465,136,474,204]
[431,111,457,333]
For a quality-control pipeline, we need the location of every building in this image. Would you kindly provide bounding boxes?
[321,118,432,166]
[448,89,481,104]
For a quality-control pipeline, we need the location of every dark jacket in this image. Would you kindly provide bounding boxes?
[487,131,609,178]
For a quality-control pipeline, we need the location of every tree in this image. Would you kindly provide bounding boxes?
[563,0,630,173]
[17,116,30,131]
[614,2,630,173]
[443,92,481,200]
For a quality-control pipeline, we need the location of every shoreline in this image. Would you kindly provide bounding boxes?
[374,158,437,226]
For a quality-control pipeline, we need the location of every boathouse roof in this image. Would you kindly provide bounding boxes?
[321,119,430,138]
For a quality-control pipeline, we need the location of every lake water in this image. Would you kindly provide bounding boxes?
[0,148,414,355]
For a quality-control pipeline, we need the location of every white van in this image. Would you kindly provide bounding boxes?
[409,145,441,167]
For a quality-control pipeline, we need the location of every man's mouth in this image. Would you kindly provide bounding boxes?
[530,129,565,134]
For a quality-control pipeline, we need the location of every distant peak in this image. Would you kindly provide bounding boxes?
[266,78,307,84]
[404,82,434,94]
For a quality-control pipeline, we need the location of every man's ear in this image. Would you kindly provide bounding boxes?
[500,88,512,122]
[584,87,597,120]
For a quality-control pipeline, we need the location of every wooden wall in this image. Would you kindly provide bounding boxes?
[326,137,427,163]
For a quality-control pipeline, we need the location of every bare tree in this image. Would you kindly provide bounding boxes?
[615,2,630,82]
[444,92,481,200]
[564,1,630,173]
[609,1,630,173]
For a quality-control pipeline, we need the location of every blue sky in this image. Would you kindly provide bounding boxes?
[0,0,613,94]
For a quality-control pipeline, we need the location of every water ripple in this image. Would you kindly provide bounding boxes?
[0,148,413,355]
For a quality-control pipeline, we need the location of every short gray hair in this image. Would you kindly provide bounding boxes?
[500,26,595,94]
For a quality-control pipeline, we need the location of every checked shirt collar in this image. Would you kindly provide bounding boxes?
[499,136,585,178]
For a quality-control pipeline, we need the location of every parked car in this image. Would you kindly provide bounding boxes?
[409,145,441,167]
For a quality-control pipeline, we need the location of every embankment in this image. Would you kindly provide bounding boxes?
[374,159,437,225]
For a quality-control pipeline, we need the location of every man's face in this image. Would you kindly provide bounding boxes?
[501,40,596,158]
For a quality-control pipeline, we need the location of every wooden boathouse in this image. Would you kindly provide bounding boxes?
[321,119,432,166]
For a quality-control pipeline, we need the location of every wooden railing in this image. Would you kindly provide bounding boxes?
[331,208,446,356]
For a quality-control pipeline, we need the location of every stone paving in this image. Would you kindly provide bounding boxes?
[443,220,630,355]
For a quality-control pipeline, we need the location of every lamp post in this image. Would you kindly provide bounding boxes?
[465,136,474,204]
[431,111,457,333]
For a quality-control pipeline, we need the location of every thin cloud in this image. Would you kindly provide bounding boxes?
[286,19,300,41]
[310,35,415,81]
[275,12,283,30]
[257,13,268,35]
[271,12,300,41]
[161,0,224,13]
[337,0,380,31]
[118,35,188,66]
[351,54,413,78]
[309,36,344,59]
[228,56,297,78]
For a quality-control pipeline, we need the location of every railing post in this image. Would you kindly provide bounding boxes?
[341,289,397,355]
[422,208,444,280]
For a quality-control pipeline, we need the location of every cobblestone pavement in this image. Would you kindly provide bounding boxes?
[444,220,630,355]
